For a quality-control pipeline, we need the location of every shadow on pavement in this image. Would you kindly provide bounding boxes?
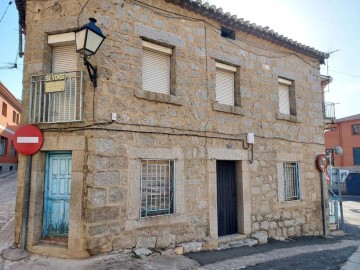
[185,236,352,266]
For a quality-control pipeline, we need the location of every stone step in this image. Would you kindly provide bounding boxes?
[329,223,338,231]
[218,238,258,250]
[218,234,248,244]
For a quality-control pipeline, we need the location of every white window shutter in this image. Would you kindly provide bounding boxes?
[278,84,290,114]
[52,45,77,73]
[142,49,170,94]
[216,69,235,106]
[52,45,78,121]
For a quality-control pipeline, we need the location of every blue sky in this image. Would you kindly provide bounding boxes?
[0,1,23,100]
[0,0,359,118]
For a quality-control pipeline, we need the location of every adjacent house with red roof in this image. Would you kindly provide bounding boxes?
[325,114,360,166]
[0,82,21,173]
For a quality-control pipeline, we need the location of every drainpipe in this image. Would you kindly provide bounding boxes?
[320,171,329,237]
[18,27,24,58]
[21,155,32,249]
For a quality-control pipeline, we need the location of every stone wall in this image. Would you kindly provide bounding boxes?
[15,0,326,257]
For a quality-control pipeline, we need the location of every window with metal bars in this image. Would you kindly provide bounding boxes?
[352,124,360,135]
[0,137,7,156]
[283,162,300,201]
[140,160,175,218]
[10,141,16,157]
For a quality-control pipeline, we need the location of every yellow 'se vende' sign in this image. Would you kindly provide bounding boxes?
[45,73,66,93]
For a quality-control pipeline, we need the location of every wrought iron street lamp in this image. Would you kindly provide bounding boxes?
[75,18,106,87]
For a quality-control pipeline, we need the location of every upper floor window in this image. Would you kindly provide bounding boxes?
[142,40,172,95]
[2,102,7,117]
[29,32,83,124]
[12,110,16,123]
[352,124,360,135]
[215,62,237,106]
[278,78,293,115]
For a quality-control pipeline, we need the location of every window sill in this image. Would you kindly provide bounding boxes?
[212,103,244,115]
[276,112,300,123]
[275,200,306,209]
[135,89,184,106]
[124,213,186,230]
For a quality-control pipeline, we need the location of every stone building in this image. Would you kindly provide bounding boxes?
[15,0,329,258]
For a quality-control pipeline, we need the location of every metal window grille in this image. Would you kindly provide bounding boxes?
[29,71,83,123]
[283,162,300,201]
[10,142,16,157]
[322,102,336,120]
[140,160,175,218]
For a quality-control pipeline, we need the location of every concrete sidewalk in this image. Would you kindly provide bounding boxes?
[342,245,360,270]
[1,236,360,270]
[0,171,17,254]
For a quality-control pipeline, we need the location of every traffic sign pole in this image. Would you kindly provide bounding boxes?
[13,125,44,250]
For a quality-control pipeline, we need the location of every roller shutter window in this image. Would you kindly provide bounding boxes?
[278,78,292,115]
[52,45,77,122]
[215,62,236,106]
[52,45,77,73]
[142,41,172,95]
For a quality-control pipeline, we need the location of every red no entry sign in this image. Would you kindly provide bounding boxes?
[13,125,44,155]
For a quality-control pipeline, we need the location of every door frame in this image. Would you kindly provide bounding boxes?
[207,148,251,240]
[42,151,72,239]
[23,136,88,258]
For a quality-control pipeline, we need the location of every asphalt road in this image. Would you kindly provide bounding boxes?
[246,246,357,270]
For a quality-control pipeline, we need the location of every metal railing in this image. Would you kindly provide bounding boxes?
[29,71,83,123]
[323,102,336,120]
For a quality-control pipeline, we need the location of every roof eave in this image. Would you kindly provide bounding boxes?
[15,0,26,32]
[166,0,329,63]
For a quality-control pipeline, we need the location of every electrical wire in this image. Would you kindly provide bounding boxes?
[20,0,325,148]
[0,1,12,23]
[0,64,17,69]
[25,0,61,14]
[324,69,360,79]
[77,0,90,27]
[21,0,322,67]
[124,0,321,67]
[38,120,324,146]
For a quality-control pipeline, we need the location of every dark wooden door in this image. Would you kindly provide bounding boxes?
[217,160,238,236]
